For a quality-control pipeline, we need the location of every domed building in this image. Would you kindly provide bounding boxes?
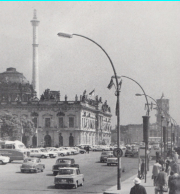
[0,67,36,102]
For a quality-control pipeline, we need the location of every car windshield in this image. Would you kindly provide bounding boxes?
[40,149,48,152]
[24,158,37,163]
[58,169,74,175]
[56,159,71,164]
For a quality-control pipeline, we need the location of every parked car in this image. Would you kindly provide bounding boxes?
[52,158,79,176]
[100,151,113,162]
[0,154,10,164]
[49,148,68,156]
[29,148,49,158]
[73,147,86,154]
[62,147,79,155]
[125,148,138,157]
[39,148,58,158]
[54,167,84,189]
[20,157,45,173]
[107,155,118,166]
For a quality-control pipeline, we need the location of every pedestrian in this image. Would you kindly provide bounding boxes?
[170,158,180,174]
[168,171,175,194]
[159,157,165,168]
[155,167,168,194]
[171,173,180,194]
[140,159,145,179]
[173,152,179,164]
[86,146,89,154]
[152,160,162,186]
[129,177,147,194]
[165,160,171,176]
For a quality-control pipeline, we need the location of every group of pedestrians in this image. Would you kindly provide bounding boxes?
[152,152,180,194]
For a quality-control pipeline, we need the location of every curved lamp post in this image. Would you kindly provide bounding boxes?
[119,76,150,183]
[57,32,122,190]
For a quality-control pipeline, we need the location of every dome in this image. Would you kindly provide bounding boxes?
[0,67,29,84]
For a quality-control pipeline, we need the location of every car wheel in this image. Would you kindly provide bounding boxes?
[49,154,53,158]
[0,160,3,165]
[60,153,64,156]
[41,155,45,158]
[74,181,78,189]
[125,155,127,157]
[53,172,58,176]
[21,169,24,173]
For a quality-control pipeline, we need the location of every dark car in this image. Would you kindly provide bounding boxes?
[52,158,79,176]
[125,148,138,157]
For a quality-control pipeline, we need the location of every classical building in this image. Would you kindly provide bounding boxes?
[0,68,112,147]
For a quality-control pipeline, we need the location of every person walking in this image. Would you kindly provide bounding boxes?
[140,159,145,179]
[171,173,180,194]
[152,160,162,186]
[129,177,147,194]
[170,159,180,174]
[86,146,89,154]
[168,171,175,194]
[155,167,168,194]
[159,157,165,168]
[165,160,171,176]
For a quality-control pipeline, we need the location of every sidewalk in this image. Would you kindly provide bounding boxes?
[103,165,154,194]
[103,158,180,194]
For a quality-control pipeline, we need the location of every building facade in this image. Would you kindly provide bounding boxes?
[0,68,112,147]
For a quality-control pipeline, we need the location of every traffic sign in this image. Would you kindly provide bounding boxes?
[113,148,123,158]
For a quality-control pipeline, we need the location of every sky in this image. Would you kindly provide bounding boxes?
[0,1,179,127]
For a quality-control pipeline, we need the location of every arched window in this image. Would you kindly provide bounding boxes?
[44,135,51,147]
[59,133,63,146]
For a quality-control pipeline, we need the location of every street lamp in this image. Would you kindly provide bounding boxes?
[119,76,150,183]
[57,32,122,190]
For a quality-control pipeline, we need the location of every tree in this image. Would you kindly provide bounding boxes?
[0,112,35,141]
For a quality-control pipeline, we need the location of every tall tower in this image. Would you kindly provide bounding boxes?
[31,9,40,98]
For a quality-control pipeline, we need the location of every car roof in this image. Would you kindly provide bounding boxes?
[58,167,78,170]
[57,158,74,160]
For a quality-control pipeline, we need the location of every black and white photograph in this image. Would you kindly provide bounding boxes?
[0,2,179,194]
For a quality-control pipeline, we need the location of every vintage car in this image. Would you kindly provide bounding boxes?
[48,148,67,157]
[20,158,45,173]
[107,156,118,166]
[52,158,79,176]
[0,154,10,164]
[39,148,58,158]
[29,148,49,158]
[100,151,113,163]
[73,147,86,154]
[125,148,138,157]
[54,167,84,189]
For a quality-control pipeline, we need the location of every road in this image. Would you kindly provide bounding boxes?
[0,152,139,194]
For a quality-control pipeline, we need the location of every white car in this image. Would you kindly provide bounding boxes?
[49,148,68,156]
[107,156,118,166]
[0,155,10,164]
[39,148,58,158]
[29,149,49,158]
[63,147,79,155]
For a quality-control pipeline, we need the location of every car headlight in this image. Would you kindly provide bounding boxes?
[32,166,35,168]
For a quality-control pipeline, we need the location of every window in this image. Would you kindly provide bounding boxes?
[45,118,51,128]
[59,117,64,128]
[69,117,74,128]
[32,117,38,128]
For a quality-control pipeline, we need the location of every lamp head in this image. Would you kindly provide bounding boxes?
[57,32,73,38]
[135,93,142,96]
